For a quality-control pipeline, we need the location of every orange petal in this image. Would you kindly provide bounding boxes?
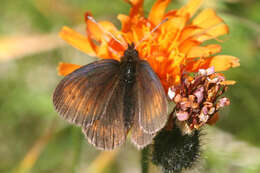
[85,12,124,43]
[160,16,187,50]
[96,39,122,60]
[195,23,229,42]
[58,62,82,76]
[127,0,144,18]
[179,25,200,43]
[187,44,222,58]
[59,26,96,56]
[190,8,229,42]
[192,8,223,29]
[96,40,110,58]
[148,0,171,25]
[129,18,151,44]
[184,58,207,72]
[122,0,144,32]
[208,55,240,71]
[220,80,236,85]
[85,12,103,42]
[185,55,240,72]
[164,9,177,18]
[180,10,229,43]
[117,14,130,33]
[179,39,201,54]
[177,0,203,17]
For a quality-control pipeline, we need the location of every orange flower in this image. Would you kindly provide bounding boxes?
[58,0,239,90]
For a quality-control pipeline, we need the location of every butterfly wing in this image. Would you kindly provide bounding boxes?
[130,114,155,149]
[53,59,119,126]
[83,80,128,150]
[53,59,127,149]
[134,60,168,134]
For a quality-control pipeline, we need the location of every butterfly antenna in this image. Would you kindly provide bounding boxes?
[135,18,169,49]
[87,16,127,48]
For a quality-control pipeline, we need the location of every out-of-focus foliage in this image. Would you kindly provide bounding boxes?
[0,0,259,173]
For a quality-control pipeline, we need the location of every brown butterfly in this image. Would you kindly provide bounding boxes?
[53,43,168,150]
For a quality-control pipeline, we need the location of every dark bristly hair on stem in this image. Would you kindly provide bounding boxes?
[151,126,201,173]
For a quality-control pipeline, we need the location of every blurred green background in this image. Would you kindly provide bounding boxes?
[0,0,260,173]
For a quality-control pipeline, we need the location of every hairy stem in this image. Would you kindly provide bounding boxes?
[141,147,149,173]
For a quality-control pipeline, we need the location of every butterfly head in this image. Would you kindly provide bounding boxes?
[121,43,139,63]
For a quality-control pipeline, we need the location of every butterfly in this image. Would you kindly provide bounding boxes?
[53,43,168,150]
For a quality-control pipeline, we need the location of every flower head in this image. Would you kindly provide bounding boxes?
[56,0,241,170]
[152,127,201,173]
[58,0,239,128]
[59,0,239,90]
[169,67,234,134]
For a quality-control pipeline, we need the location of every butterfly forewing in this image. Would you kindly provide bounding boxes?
[135,61,168,134]
[53,59,128,150]
[53,59,120,127]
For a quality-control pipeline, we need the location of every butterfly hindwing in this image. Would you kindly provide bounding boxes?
[130,112,155,149]
[83,79,128,150]
[135,60,168,134]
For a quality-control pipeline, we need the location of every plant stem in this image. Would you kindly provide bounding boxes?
[71,127,83,173]
[141,147,149,173]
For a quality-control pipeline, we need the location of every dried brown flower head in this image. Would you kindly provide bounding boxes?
[168,67,234,134]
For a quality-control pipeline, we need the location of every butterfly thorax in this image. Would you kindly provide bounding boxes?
[120,44,140,84]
